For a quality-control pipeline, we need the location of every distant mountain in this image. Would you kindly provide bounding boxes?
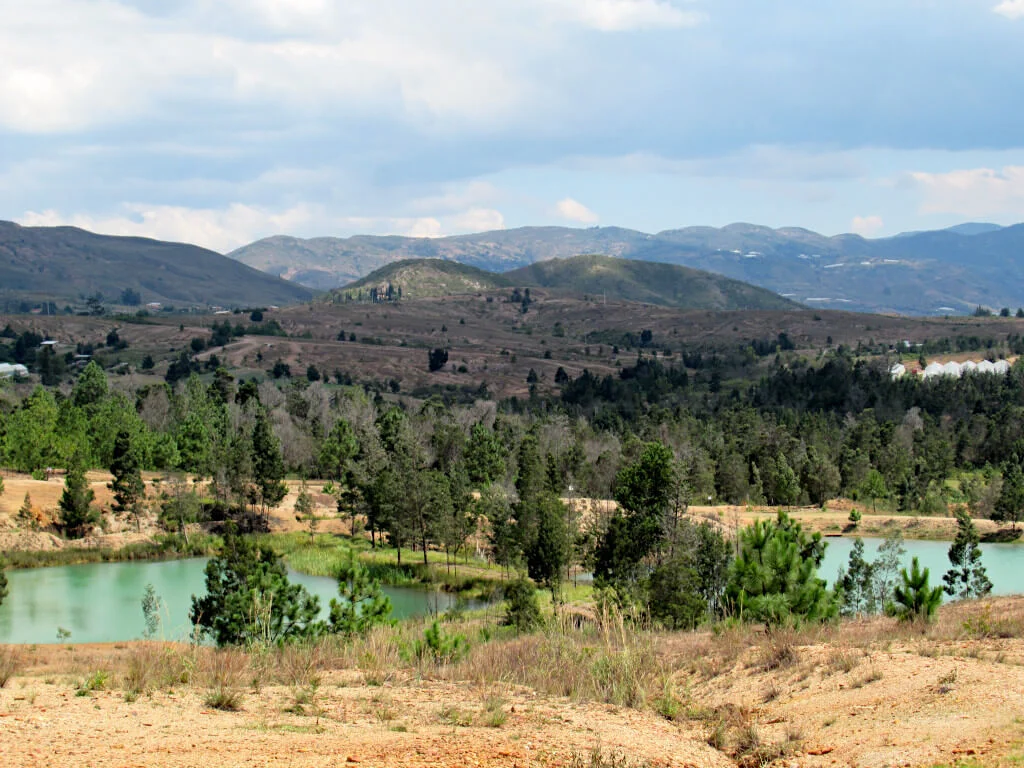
[229,222,1024,315]
[335,259,510,300]
[505,254,798,310]
[0,221,313,308]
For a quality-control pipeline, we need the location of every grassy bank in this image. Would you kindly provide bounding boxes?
[264,532,508,599]
[1,534,221,570]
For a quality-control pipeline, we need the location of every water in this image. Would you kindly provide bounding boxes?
[0,558,468,645]
[819,537,1022,596]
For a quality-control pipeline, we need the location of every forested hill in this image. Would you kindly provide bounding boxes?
[503,254,799,310]
[228,222,1024,315]
[0,221,314,309]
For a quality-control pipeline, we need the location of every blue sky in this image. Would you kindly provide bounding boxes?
[3,0,1024,251]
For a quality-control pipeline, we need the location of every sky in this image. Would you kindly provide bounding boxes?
[3,0,1024,252]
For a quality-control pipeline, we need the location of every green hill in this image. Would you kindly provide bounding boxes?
[506,254,800,310]
[332,259,510,301]
[0,221,313,308]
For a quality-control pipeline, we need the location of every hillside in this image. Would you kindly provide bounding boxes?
[229,222,1024,315]
[335,259,510,300]
[0,221,313,308]
[505,254,800,310]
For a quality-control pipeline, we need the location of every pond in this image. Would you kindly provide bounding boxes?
[0,558,471,645]
[819,536,1022,597]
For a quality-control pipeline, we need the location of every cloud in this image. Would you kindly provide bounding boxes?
[910,166,1024,217]
[543,0,706,31]
[555,198,600,224]
[18,202,507,251]
[850,215,884,237]
[994,1,1024,20]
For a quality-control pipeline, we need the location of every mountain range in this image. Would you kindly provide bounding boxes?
[337,254,798,311]
[230,222,1024,315]
[0,221,313,308]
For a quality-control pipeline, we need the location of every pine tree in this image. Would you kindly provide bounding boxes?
[17,492,35,529]
[838,537,876,616]
[943,508,992,600]
[251,409,287,520]
[524,493,569,597]
[725,511,838,624]
[893,557,943,622]
[108,428,145,531]
[328,552,393,637]
[294,479,318,541]
[59,459,99,539]
[994,462,1024,531]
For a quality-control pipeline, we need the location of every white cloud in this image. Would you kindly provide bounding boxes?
[542,0,705,31]
[18,201,506,251]
[850,215,884,237]
[910,166,1024,217]
[994,1,1024,20]
[555,198,600,224]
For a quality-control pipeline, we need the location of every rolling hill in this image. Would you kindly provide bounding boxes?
[330,254,798,311]
[0,221,313,308]
[229,222,1024,315]
[504,254,799,310]
[335,259,510,300]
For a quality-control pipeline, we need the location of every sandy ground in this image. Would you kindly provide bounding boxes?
[4,602,1024,767]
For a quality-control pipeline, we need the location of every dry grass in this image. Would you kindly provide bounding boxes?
[0,646,24,688]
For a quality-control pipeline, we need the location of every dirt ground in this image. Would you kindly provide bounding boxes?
[3,599,1024,767]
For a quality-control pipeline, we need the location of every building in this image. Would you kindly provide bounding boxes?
[0,363,29,379]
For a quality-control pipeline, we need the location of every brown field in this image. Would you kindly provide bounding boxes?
[2,598,1024,767]
[3,297,1024,398]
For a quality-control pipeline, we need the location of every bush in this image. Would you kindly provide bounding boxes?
[413,621,469,665]
[501,577,543,633]
[892,557,943,622]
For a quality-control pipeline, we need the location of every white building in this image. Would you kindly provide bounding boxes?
[0,363,29,379]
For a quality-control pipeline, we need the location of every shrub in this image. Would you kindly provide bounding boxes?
[500,577,543,633]
[413,621,469,665]
[892,557,943,622]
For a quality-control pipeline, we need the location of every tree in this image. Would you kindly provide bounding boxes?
[72,361,109,411]
[501,577,543,633]
[58,458,99,539]
[892,557,943,622]
[158,475,201,544]
[251,409,287,520]
[306,364,321,382]
[480,485,518,577]
[871,530,906,611]
[943,508,992,600]
[295,479,318,541]
[328,552,393,637]
[108,427,146,531]
[465,423,505,486]
[141,583,162,640]
[648,556,706,630]
[524,493,569,597]
[837,538,876,617]
[860,469,887,513]
[725,511,838,625]
[428,347,449,372]
[994,462,1024,531]
[0,558,7,609]
[190,529,322,647]
[17,493,36,529]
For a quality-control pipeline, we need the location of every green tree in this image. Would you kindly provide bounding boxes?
[141,583,162,640]
[108,427,146,531]
[17,492,36,529]
[251,409,287,521]
[524,493,569,597]
[860,469,888,513]
[158,475,200,544]
[943,508,992,600]
[647,556,705,630]
[892,557,943,622]
[871,530,906,611]
[480,485,518,577]
[0,558,7,609]
[465,423,505,486]
[72,361,109,412]
[803,447,840,506]
[837,538,876,617]
[58,458,99,539]
[190,529,322,647]
[994,462,1024,531]
[501,577,543,633]
[294,479,318,541]
[726,511,838,624]
[327,553,394,637]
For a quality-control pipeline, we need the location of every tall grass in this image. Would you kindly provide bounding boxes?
[4,534,220,570]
